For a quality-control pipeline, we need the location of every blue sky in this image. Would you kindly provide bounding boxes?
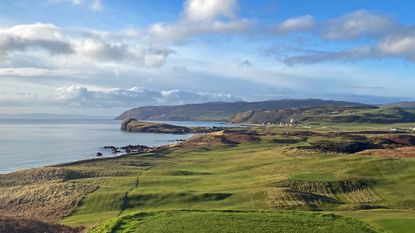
[1,0,415,116]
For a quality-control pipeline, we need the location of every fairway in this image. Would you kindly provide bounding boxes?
[90,210,377,233]
[334,209,415,233]
[3,126,415,233]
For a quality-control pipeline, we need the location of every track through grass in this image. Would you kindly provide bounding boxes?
[90,210,378,233]
[51,127,415,232]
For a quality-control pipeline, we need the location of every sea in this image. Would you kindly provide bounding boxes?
[0,119,232,173]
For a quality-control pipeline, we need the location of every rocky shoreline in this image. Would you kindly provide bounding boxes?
[121,118,225,134]
[52,128,256,168]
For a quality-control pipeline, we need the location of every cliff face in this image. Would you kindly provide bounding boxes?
[121,118,138,131]
[121,118,191,134]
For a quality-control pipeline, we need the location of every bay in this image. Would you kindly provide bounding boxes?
[0,119,231,173]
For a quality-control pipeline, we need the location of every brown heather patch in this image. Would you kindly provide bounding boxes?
[0,180,98,222]
[358,146,415,158]
[266,179,381,209]
[175,130,259,148]
[0,217,81,233]
[0,167,91,187]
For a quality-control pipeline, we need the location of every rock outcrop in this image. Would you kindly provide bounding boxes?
[121,118,191,134]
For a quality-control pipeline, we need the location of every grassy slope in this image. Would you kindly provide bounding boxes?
[116,99,363,121]
[90,210,377,233]
[318,107,415,123]
[58,125,415,233]
[231,106,415,124]
[333,209,415,233]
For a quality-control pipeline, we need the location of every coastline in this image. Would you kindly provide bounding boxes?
[1,135,188,175]
[51,146,166,168]
[1,119,246,174]
[1,122,240,174]
[0,119,240,174]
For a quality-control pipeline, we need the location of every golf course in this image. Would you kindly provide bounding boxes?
[2,122,414,233]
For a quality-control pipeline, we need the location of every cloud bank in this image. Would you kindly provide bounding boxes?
[0,85,244,108]
[2,5,414,70]
[266,10,415,65]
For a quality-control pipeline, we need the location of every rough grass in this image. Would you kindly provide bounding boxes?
[0,217,81,233]
[0,177,97,221]
[89,210,378,233]
[333,209,415,233]
[0,167,90,186]
[358,147,415,158]
[266,179,381,209]
[3,125,415,233]
[60,133,414,232]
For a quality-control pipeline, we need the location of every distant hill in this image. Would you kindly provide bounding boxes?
[230,106,415,124]
[383,102,415,109]
[115,99,365,121]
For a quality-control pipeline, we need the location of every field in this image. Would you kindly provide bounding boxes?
[1,124,415,232]
[90,210,377,233]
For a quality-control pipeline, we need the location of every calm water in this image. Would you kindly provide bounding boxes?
[0,119,231,173]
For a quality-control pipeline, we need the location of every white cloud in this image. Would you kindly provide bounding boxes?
[379,31,415,59]
[0,23,173,68]
[2,23,64,40]
[159,89,242,104]
[72,39,173,67]
[183,0,238,22]
[147,0,250,45]
[148,19,250,45]
[273,15,315,34]
[0,23,72,56]
[321,10,399,40]
[52,85,244,107]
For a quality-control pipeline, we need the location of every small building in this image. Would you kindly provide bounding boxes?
[278,118,297,128]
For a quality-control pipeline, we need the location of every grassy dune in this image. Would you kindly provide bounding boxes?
[3,125,415,232]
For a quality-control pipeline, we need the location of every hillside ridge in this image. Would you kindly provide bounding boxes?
[230,105,415,124]
[116,99,366,121]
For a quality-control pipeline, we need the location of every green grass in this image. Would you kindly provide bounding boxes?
[290,172,338,181]
[374,219,415,233]
[90,210,378,233]
[54,126,415,232]
[333,209,415,233]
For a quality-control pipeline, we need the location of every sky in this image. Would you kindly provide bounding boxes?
[1,0,415,116]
